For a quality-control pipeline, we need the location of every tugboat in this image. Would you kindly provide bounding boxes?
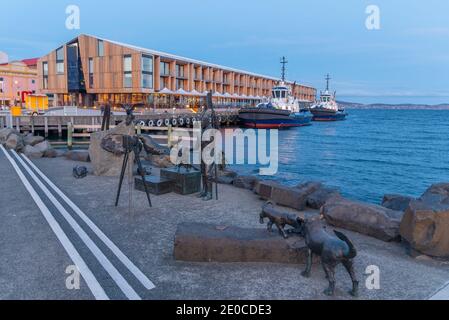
[238,57,313,129]
[309,74,347,121]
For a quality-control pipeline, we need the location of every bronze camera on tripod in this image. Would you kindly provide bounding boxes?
[115,134,152,208]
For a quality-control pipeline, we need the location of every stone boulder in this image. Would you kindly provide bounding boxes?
[322,197,403,242]
[66,150,90,162]
[296,181,323,193]
[23,145,43,159]
[43,149,58,158]
[270,184,310,211]
[174,223,314,264]
[254,180,279,199]
[34,140,52,154]
[253,181,322,210]
[88,121,135,176]
[216,169,237,185]
[307,185,342,209]
[382,194,415,212]
[400,183,449,258]
[0,128,20,144]
[233,175,258,190]
[420,183,449,204]
[216,176,234,185]
[5,133,24,151]
[24,134,44,146]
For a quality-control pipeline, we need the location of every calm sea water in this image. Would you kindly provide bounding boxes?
[231,109,449,204]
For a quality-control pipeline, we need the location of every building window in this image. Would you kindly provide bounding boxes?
[176,64,184,78]
[123,55,132,88]
[176,79,184,90]
[141,55,153,89]
[160,61,170,76]
[56,47,64,74]
[31,79,35,84]
[98,40,104,57]
[160,77,168,90]
[89,58,94,88]
[43,62,49,89]
[194,68,202,80]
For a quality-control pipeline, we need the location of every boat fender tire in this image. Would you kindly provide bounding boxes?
[156,119,163,127]
[164,119,171,126]
[148,120,154,127]
[172,118,177,126]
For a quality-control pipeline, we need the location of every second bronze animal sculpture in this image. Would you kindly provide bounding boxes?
[260,201,303,239]
[299,216,359,297]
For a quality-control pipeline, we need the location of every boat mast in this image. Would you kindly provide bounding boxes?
[325,73,331,91]
[280,56,288,82]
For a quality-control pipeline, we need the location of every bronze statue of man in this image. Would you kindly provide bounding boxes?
[197,92,219,201]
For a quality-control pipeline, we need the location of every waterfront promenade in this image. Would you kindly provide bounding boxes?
[1,150,448,300]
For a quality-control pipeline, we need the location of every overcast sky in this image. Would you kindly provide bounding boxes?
[1,0,448,104]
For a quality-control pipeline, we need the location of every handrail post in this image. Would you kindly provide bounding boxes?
[167,124,172,148]
[67,122,73,150]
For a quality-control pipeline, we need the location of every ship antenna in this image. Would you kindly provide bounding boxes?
[280,56,288,82]
[325,73,331,91]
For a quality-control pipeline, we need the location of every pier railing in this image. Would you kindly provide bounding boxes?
[65,123,197,150]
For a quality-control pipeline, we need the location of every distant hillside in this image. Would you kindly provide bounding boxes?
[337,101,449,110]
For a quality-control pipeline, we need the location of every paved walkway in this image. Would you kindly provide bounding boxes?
[1,150,448,300]
[0,146,154,300]
[429,282,449,300]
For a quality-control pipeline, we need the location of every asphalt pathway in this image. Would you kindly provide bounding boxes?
[0,145,155,300]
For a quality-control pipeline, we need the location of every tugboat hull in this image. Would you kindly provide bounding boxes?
[239,108,312,129]
[310,108,347,121]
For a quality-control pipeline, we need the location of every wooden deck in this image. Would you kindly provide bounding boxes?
[0,110,239,137]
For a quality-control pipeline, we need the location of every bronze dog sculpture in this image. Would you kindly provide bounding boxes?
[299,216,359,297]
[260,202,302,239]
[139,134,170,156]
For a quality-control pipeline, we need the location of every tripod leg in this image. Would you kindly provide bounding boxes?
[135,151,152,207]
[115,151,129,207]
[106,112,110,131]
[214,163,219,201]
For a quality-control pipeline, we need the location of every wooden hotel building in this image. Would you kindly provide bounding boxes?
[38,34,316,108]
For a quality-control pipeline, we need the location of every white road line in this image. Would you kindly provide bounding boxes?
[0,145,109,300]
[429,281,449,300]
[12,151,142,300]
[21,153,156,291]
